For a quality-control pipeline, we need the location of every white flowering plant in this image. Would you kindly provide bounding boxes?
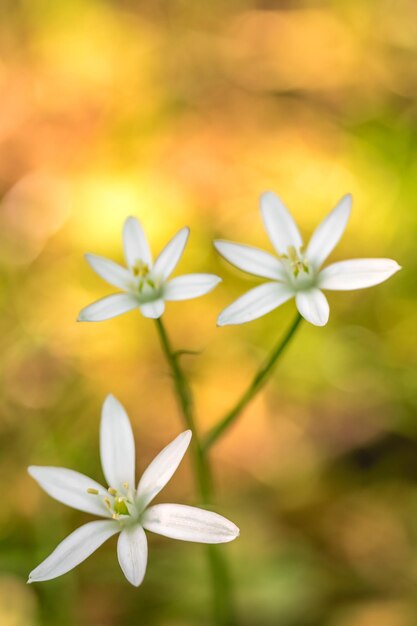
[29,193,400,625]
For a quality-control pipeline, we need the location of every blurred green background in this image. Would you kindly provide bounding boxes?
[0,0,416,624]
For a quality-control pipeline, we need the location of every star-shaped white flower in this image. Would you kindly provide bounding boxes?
[215,192,401,327]
[78,218,221,321]
[28,395,239,586]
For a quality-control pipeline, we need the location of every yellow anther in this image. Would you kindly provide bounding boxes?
[87,488,99,495]
[133,260,150,278]
[108,488,118,496]
[104,497,112,511]
[281,246,310,277]
[122,482,129,490]
[287,246,298,263]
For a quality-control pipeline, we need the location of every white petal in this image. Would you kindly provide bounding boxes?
[117,524,148,587]
[140,299,165,318]
[100,395,136,490]
[260,191,303,254]
[153,227,189,280]
[164,274,221,301]
[137,431,192,508]
[217,282,293,326]
[78,294,139,322]
[28,520,119,583]
[123,217,152,268]
[142,504,239,544]
[306,194,352,269]
[85,254,132,290]
[28,466,111,518]
[214,240,287,280]
[319,258,401,290]
[296,288,329,326]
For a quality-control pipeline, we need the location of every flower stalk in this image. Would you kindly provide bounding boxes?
[154,318,212,502]
[154,318,236,626]
[203,312,303,450]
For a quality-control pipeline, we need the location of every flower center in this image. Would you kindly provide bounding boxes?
[132,260,150,278]
[87,482,136,520]
[280,245,309,278]
[131,260,162,302]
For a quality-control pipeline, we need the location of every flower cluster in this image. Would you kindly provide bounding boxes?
[78,193,400,327]
[29,191,400,589]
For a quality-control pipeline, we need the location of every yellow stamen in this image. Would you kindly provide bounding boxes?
[287,246,298,263]
[281,246,309,277]
[104,497,112,511]
[133,260,150,278]
[87,488,99,495]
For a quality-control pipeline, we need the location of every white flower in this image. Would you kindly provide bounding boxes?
[28,395,239,586]
[215,192,401,327]
[78,217,221,321]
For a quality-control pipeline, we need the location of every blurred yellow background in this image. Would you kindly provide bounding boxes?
[0,0,416,624]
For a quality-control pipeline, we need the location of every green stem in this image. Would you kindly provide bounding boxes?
[203,312,303,451]
[154,318,236,626]
[207,544,235,623]
[155,318,211,500]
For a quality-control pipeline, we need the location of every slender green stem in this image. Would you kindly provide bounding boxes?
[155,318,211,500]
[154,318,236,626]
[203,312,303,451]
[207,544,235,623]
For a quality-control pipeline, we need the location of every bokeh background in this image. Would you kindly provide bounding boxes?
[1,0,416,624]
